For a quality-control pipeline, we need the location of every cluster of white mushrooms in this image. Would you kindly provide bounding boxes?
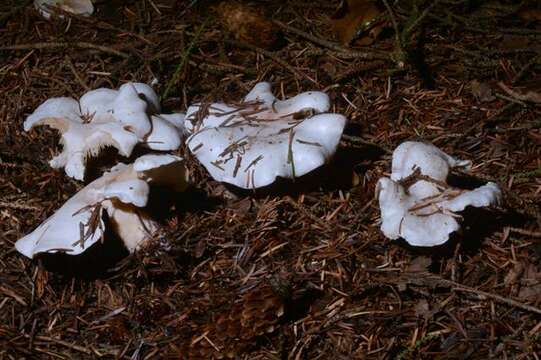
[16,82,348,258]
[18,1,502,259]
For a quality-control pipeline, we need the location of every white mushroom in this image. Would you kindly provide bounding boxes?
[28,116,140,181]
[24,83,185,180]
[111,83,152,138]
[184,82,347,189]
[15,154,189,258]
[376,141,502,247]
[34,0,94,19]
[146,114,186,151]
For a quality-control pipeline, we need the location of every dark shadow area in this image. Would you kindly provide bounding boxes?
[408,27,436,90]
[282,287,324,323]
[221,143,385,198]
[447,172,488,190]
[84,146,158,183]
[84,146,130,183]
[394,207,526,259]
[39,212,129,279]
[38,185,222,278]
[146,185,224,221]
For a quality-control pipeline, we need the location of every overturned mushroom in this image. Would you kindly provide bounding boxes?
[34,0,94,19]
[376,141,502,247]
[24,83,186,180]
[15,154,189,258]
[184,82,347,189]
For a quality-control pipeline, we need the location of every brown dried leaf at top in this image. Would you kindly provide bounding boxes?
[331,0,385,46]
[517,3,541,22]
[214,1,284,50]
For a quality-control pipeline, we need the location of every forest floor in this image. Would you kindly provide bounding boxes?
[1,0,541,359]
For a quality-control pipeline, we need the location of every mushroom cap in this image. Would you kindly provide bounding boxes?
[376,177,461,247]
[391,141,472,199]
[24,83,185,180]
[27,116,140,181]
[391,141,471,181]
[244,82,331,114]
[15,154,189,258]
[185,82,346,189]
[133,153,183,172]
[376,142,501,247]
[145,115,184,151]
[112,83,152,138]
[134,154,190,192]
[126,82,161,113]
[442,182,502,212]
[24,97,81,130]
[34,0,94,19]
[15,186,105,258]
[79,88,117,123]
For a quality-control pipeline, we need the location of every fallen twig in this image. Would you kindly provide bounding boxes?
[0,41,130,58]
[498,82,541,104]
[272,20,388,61]
[453,287,541,315]
[513,54,541,85]
[163,19,208,100]
[398,272,541,315]
[506,227,541,238]
[226,39,318,85]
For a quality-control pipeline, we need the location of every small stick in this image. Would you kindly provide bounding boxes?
[244,155,263,173]
[65,56,90,91]
[272,20,387,61]
[382,0,402,51]
[513,54,541,85]
[287,128,296,178]
[454,287,541,315]
[0,42,130,58]
[507,227,541,238]
[403,0,442,37]
[226,39,318,85]
[400,272,541,315]
[233,155,242,178]
[498,82,541,103]
[296,139,322,147]
[163,19,208,100]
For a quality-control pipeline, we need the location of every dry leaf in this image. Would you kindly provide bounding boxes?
[405,256,432,273]
[498,82,541,103]
[517,7,541,22]
[471,80,495,103]
[500,34,531,50]
[214,1,284,50]
[504,260,524,295]
[503,261,524,288]
[230,197,252,215]
[352,171,361,187]
[414,299,431,319]
[35,267,49,299]
[518,263,541,301]
[332,0,385,46]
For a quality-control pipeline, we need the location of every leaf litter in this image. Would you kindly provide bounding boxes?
[1,0,541,358]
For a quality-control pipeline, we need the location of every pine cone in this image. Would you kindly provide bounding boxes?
[179,284,284,359]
